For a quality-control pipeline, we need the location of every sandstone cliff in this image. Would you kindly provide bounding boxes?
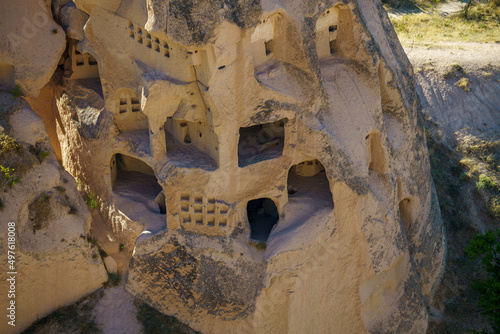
[2,0,446,333]
[0,1,108,332]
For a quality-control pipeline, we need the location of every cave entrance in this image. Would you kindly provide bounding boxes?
[247,198,279,242]
[287,159,333,208]
[238,119,286,167]
[111,154,165,215]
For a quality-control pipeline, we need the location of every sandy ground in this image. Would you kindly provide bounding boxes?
[386,0,466,17]
[405,42,500,143]
[404,42,500,68]
[93,282,143,334]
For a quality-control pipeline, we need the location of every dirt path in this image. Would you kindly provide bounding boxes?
[386,0,466,17]
[93,282,143,334]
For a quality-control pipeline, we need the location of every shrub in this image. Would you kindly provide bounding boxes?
[487,196,500,218]
[119,243,125,252]
[85,192,98,209]
[0,165,19,188]
[0,134,21,157]
[476,174,497,190]
[457,77,471,92]
[106,272,121,287]
[37,150,50,162]
[249,240,267,250]
[444,63,464,79]
[86,235,99,246]
[465,229,500,333]
[8,85,23,98]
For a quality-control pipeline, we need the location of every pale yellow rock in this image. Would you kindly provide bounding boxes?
[0,94,107,334]
[0,0,66,97]
[104,256,118,274]
[21,0,446,333]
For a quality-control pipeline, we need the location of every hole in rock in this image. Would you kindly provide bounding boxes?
[287,160,333,207]
[88,55,98,66]
[399,198,412,234]
[367,132,386,174]
[316,5,353,59]
[165,118,218,170]
[247,198,279,242]
[265,39,275,56]
[111,154,165,216]
[238,119,286,167]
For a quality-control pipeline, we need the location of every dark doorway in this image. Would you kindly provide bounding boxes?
[238,119,286,167]
[111,154,165,215]
[247,198,279,242]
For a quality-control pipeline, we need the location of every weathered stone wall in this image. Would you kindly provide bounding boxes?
[34,0,447,332]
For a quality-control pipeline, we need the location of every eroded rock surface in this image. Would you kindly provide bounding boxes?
[8,0,446,333]
[0,93,107,334]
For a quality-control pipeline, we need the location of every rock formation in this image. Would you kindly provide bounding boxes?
[0,93,107,333]
[0,2,107,333]
[1,0,446,333]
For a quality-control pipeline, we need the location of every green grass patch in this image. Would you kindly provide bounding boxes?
[85,192,98,209]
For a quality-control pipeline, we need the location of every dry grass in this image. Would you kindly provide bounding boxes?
[0,133,21,157]
[456,130,500,218]
[391,3,500,46]
[456,77,472,91]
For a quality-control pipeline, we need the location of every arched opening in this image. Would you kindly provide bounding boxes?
[287,159,333,208]
[247,198,279,242]
[315,5,354,59]
[111,154,165,215]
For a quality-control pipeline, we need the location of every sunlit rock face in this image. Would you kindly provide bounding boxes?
[44,0,445,332]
